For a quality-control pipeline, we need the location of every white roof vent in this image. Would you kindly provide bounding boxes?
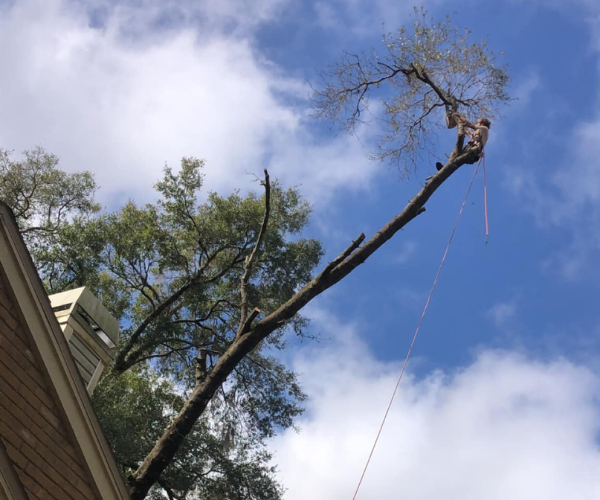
[49,287,119,394]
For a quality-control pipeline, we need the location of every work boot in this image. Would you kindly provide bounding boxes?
[435,162,444,171]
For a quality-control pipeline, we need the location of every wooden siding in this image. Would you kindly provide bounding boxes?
[0,272,101,500]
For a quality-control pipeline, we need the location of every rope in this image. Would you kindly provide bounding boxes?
[350,161,482,500]
[482,155,489,243]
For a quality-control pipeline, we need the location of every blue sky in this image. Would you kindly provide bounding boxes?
[2,0,600,498]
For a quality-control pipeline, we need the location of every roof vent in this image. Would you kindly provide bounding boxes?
[48,287,119,394]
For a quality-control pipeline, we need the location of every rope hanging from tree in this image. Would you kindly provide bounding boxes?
[351,159,486,500]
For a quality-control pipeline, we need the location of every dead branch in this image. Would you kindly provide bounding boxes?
[319,233,366,276]
[237,169,271,337]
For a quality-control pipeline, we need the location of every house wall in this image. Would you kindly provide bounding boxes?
[0,272,100,500]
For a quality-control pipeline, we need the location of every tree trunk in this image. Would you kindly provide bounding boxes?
[129,141,481,499]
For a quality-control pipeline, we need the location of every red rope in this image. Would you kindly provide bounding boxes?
[350,162,482,500]
[482,155,489,243]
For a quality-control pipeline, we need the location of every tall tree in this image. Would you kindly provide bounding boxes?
[1,148,317,499]
[0,11,511,499]
[25,157,320,499]
[127,11,509,499]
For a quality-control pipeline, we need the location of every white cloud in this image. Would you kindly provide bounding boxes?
[512,70,542,109]
[394,240,417,264]
[312,0,446,38]
[496,2,600,279]
[0,0,380,207]
[512,114,600,279]
[486,300,517,327]
[271,312,600,499]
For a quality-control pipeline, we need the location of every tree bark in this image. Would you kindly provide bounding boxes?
[128,134,481,499]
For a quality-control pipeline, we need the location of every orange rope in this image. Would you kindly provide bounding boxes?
[350,162,482,500]
[482,155,489,243]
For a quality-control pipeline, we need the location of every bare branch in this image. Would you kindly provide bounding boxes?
[128,140,481,500]
[318,233,366,277]
[237,169,271,337]
[409,64,453,107]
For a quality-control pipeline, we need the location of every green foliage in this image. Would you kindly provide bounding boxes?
[93,368,284,500]
[34,158,322,372]
[93,368,180,467]
[0,147,100,262]
[0,147,99,229]
[1,151,322,498]
[314,8,511,169]
[124,161,320,366]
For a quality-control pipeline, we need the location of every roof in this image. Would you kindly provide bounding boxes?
[0,201,130,500]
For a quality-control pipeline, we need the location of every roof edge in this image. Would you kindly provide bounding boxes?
[0,202,130,500]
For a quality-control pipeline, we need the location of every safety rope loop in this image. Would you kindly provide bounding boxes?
[350,162,482,500]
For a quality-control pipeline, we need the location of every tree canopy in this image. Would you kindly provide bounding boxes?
[0,10,512,500]
[314,8,510,169]
[0,149,320,499]
[93,367,285,499]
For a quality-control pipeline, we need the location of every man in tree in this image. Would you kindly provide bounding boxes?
[464,117,491,150]
[1,9,511,499]
[436,115,491,170]
[314,7,509,175]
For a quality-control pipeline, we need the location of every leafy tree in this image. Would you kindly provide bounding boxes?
[93,368,284,500]
[0,147,100,265]
[23,156,318,499]
[124,12,510,500]
[0,11,511,500]
[0,147,99,229]
[1,148,316,499]
[314,8,510,170]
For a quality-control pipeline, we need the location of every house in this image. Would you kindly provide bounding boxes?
[0,201,130,500]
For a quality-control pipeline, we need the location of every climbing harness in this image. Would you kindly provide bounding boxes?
[351,159,486,500]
